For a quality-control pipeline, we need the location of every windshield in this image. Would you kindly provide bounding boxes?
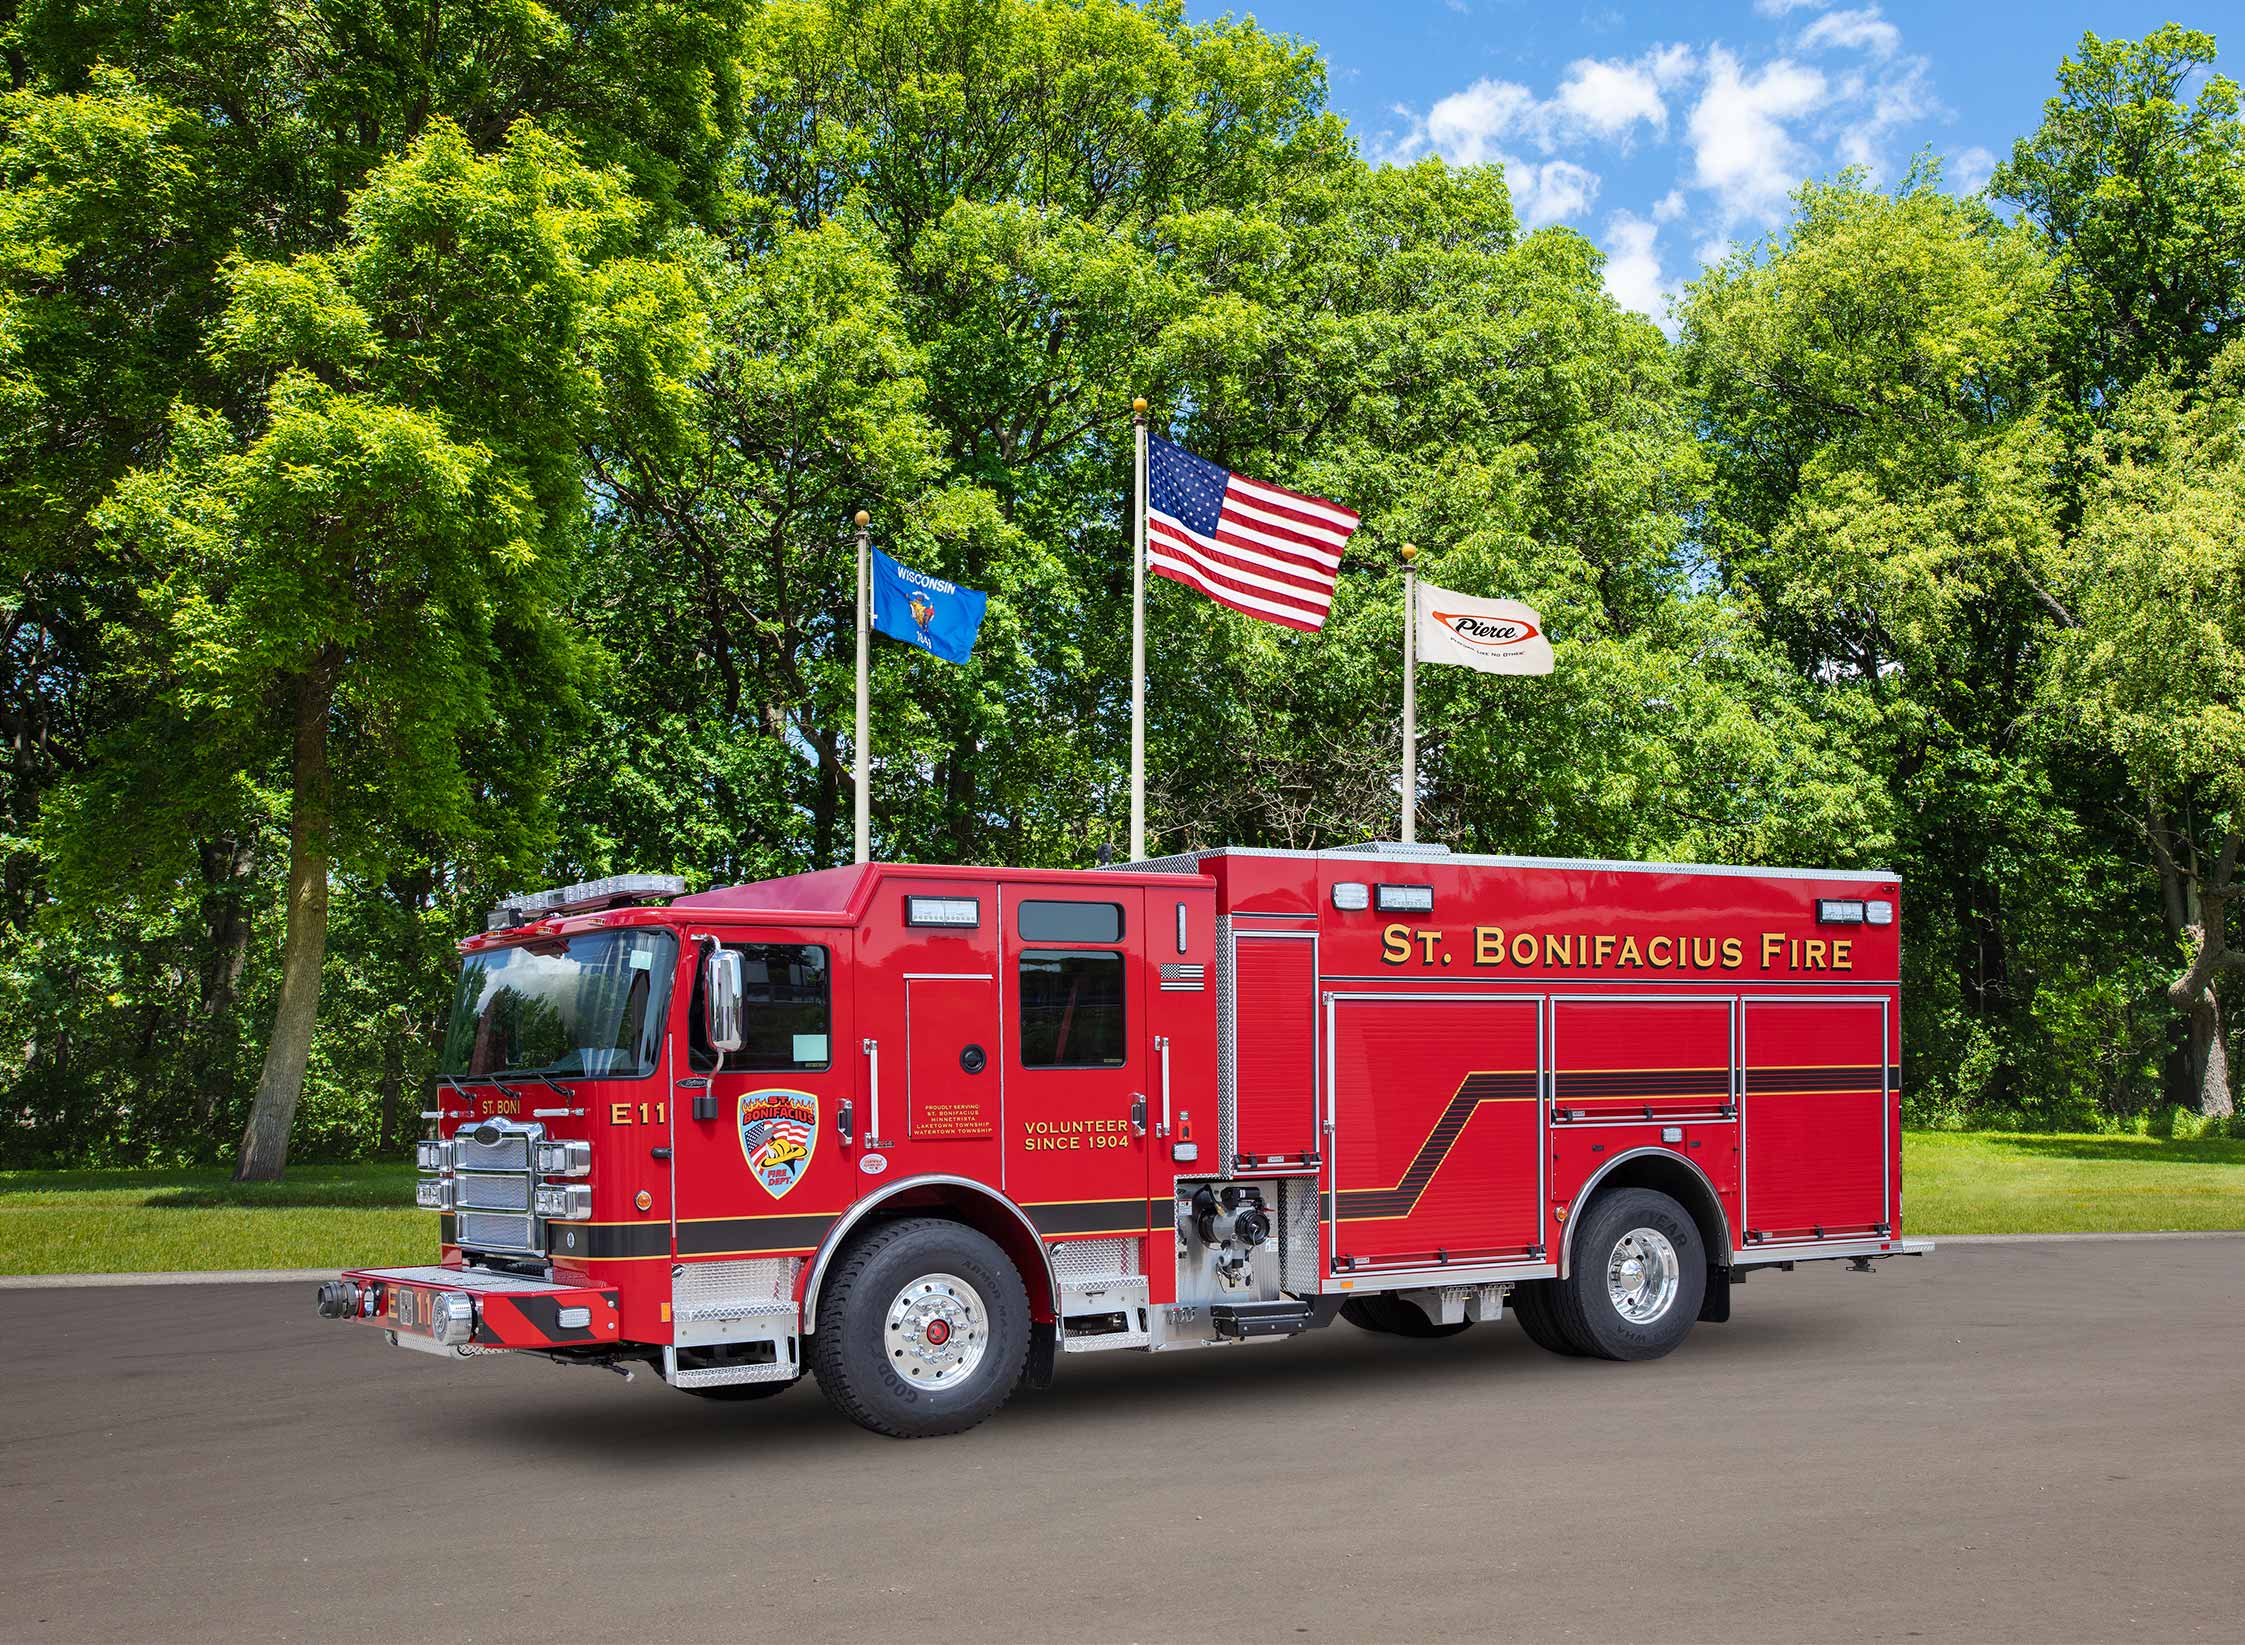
[440,929,677,1079]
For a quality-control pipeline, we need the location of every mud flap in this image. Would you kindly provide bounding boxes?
[1697,1267,1733,1323]
[1025,1319,1057,1389]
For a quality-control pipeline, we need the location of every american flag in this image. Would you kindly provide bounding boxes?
[1146,435,1359,632]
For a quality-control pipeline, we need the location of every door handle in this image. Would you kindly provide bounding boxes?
[836,1098,855,1147]
[1129,1094,1147,1139]
[862,1037,887,1149]
[1154,1035,1171,1138]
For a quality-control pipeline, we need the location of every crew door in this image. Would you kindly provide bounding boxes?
[670,928,857,1263]
[1001,885,1152,1248]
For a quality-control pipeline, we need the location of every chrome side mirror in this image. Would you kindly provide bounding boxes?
[704,946,745,1054]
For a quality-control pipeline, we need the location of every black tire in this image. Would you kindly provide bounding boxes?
[810,1217,1029,1438]
[1553,1187,1707,1361]
[1341,1289,1472,1339]
[1509,1278,1589,1356]
[1340,1295,1398,1333]
[678,1378,797,1402]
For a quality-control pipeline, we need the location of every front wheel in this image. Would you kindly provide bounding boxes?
[1552,1188,1707,1361]
[810,1217,1029,1438]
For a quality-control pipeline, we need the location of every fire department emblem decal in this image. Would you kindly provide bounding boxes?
[738,1089,819,1200]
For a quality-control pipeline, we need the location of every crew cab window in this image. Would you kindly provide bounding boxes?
[690,943,831,1072]
[1018,951,1125,1068]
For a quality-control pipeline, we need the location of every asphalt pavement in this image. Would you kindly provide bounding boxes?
[3,1237,2240,1643]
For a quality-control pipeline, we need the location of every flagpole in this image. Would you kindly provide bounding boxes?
[1400,542,1418,845]
[854,509,871,866]
[1130,395,1149,863]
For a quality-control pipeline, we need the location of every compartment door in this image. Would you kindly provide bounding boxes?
[1329,995,1543,1270]
[1552,997,1735,1122]
[1741,998,1889,1242]
[1229,930,1319,1169]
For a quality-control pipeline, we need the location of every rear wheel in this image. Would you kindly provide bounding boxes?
[810,1217,1029,1438]
[1509,1279,1588,1356]
[1553,1187,1706,1361]
[1340,1290,1472,1339]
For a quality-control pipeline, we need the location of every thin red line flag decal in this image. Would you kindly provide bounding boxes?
[1146,436,1359,632]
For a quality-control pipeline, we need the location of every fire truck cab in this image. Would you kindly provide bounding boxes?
[319,843,1929,1437]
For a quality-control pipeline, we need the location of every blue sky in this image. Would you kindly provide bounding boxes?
[1185,2,2214,325]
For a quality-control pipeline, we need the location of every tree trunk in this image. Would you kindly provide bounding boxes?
[192,835,256,1131]
[2190,990,2233,1120]
[234,663,337,1182]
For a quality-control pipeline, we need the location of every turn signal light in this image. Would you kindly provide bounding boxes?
[534,1139,593,1177]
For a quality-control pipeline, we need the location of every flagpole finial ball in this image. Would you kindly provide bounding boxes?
[1400,542,1418,564]
[854,510,870,528]
[1132,397,1148,415]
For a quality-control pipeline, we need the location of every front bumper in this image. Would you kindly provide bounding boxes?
[320,1264,621,1354]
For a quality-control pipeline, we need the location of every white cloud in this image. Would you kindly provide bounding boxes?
[1833,55,1937,176]
[1414,77,1543,166]
[1754,0,1828,15]
[1798,7,1901,60]
[1512,159,1601,226]
[1555,58,1669,141]
[1651,188,1688,223]
[1687,49,1829,228]
[1602,212,1673,329]
[1951,145,1997,195]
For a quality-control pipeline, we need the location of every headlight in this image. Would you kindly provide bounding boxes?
[533,1139,592,1177]
[535,1184,593,1220]
[415,1139,452,1172]
[415,1177,454,1210]
[431,1291,477,1348]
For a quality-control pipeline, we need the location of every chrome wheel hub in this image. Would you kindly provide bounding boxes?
[883,1272,988,1389]
[1606,1227,1681,1324]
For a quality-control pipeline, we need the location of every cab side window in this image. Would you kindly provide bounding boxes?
[689,943,832,1072]
[1018,950,1125,1068]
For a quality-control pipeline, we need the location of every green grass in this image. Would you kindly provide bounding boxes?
[1902,1131,2245,1234]
[1,1133,2239,1275]
[0,1162,428,1275]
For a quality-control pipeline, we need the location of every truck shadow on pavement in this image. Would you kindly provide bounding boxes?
[428,1306,1869,1467]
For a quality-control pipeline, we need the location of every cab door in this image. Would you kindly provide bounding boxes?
[1001,885,1151,1245]
[671,928,856,1263]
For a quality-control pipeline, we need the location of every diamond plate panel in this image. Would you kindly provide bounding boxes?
[1280,1176,1321,1295]
[1049,1237,1138,1281]
[673,1257,800,1320]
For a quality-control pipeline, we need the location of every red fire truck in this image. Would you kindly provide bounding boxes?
[317,843,1930,1436]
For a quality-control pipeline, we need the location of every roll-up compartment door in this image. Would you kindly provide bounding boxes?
[1552,998,1734,1122]
[1741,998,1889,1241]
[1230,932,1319,1167]
[1329,995,1542,1269]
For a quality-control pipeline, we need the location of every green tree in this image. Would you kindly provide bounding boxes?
[1678,173,2147,1118]
[1993,25,2245,409]
[59,122,704,1177]
[2038,338,2245,1116]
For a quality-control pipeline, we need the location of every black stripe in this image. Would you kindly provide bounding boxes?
[549,1220,671,1260]
[675,1214,835,1256]
[1336,1071,1536,1220]
[1026,1199,1147,1236]
[1555,1069,1730,1099]
[1745,1064,1887,1093]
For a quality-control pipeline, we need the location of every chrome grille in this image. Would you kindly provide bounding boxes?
[456,1132,530,1171]
[456,1173,531,1212]
[458,1210,537,1251]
